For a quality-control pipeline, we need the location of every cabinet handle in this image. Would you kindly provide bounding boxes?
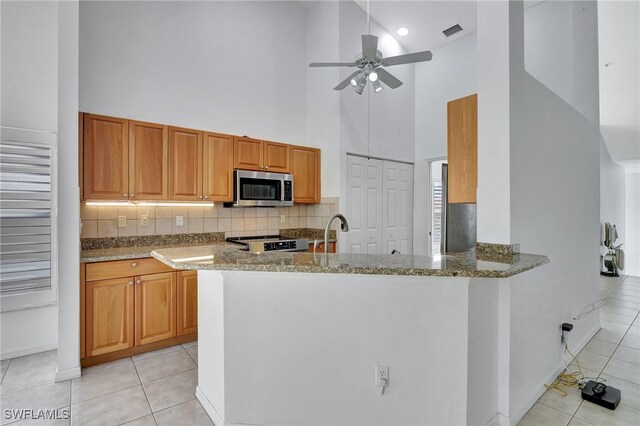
[136,280,141,285]
[199,195,203,199]
[124,193,128,197]
[204,195,208,199]
[128,281,133,286]
[132,262,137,267]
[130,193,135,197]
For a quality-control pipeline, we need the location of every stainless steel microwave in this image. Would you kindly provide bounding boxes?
[233,170,294,207]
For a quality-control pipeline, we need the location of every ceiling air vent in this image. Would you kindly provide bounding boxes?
[443,24,463,37]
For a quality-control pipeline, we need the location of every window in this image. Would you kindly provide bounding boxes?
[0,127,57,311]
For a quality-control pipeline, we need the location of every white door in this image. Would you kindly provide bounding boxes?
[383,161,414,254]
[346,155,383,254]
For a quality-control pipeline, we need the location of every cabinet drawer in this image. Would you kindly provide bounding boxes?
[86,258,174,282]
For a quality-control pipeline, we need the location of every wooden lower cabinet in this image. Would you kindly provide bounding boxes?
[85,277,135,357]
[135,272,176,346]
[308,242,336,253]
[81,260,197,365]
[177,271,198,336]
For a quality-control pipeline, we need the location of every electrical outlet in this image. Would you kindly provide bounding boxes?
[375,365,389,387]
[176,215,184,227]
[280,214,286,224]
[117,215,127,228]
[140,214,149,227]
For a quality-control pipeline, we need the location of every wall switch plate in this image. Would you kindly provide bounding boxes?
[140,214,149,227]
[280,214,286,224]
[117,215,127,228]
[175,215,184,227]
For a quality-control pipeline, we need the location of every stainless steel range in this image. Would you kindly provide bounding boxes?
[226,235,309,253]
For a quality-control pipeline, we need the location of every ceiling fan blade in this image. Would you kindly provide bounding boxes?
[309,62,356,68]
[334,70,362,90]
[362,34,379,58]
[382,50,433,66]
[376,68,403,89]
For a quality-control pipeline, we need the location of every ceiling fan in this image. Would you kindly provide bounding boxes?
[309,34,433,94]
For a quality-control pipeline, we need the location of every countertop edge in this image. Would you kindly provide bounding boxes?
[150,251,550,279]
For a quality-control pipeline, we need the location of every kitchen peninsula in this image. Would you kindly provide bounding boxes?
[152,244,549,426]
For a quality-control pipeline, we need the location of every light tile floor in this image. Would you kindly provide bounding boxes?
[520,275,640,426]
[0,341,210,426]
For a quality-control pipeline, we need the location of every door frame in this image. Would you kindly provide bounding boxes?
[426,156,447,256]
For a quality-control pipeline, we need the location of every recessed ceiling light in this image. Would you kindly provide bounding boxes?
[396,27,409,37]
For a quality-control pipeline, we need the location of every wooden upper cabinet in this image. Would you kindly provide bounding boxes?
[135,272,176,346]
[129,121,169,200]
[290,145,321,204]
[177,271,198,336]
[83,114,129,199]
[203,132,234,202]
[263,141,290,173]
[168,126,202,200]
[234,136,263,171]
[85,277,134,357]
[447,94,478,204]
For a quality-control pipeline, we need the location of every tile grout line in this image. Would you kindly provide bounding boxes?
[132,355,158,425]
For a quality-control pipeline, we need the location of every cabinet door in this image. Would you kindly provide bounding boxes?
[168,126,202,200]
[203,132,234,202]
[290,145,321,203]
[308,242,336,253]
[234,136,263,171]
[86,277,134,357]
[263,141,290,173]
[135,272,176,346]
[129,121,169,200]
[177,271,198,336]
[447,94,477,203]
[83,114,129,199]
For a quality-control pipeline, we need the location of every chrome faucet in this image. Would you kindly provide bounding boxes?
[324,213,349,254]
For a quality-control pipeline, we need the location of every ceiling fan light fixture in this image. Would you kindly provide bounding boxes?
[373,80,383,93]
[396,27,409,37]
[351,71,365,87]
[368,70,379,82]
[354,78,367,95]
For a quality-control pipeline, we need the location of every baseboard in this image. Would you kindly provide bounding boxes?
[508,323,601,426]
[55,366,81,382]
[196,386,225,426]
[0,344,57,361]
[486,412,509,426]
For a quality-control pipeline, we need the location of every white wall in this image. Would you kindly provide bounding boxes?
[306,1,341,197]
[625,172,640,276]
[600,138,626,252]
[413,33,477,255]
[0,0,60,359]
[80,1,308,145]
[56,0,81,381]
[507,1,601,421]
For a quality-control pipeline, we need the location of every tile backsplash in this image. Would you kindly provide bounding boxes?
[81,198,340,238]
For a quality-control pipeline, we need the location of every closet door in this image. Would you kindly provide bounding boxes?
[345,156,383,254]
[382,161,414,254]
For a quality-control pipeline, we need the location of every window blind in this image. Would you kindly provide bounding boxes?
[0,137,53,295]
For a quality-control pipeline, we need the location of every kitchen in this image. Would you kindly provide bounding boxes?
[2,1,633,425]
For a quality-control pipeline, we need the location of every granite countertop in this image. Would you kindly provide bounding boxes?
[150,244,550,278]
[80,229,337,263]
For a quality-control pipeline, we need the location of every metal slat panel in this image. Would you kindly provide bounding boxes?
[0,218,51,227]
[0,252,50,264]
[0,191,51,200]
[0,200,51,209]
[0,234,51,245]
[0,138,53,296]
[0,226,50,236]
[1,278,51,294]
